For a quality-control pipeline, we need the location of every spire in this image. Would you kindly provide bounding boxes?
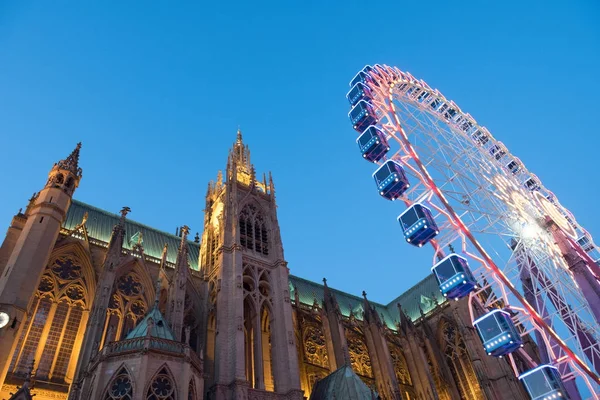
[118,206,130,228]
[167,225,190,341]
[159,243,168,270]
[56,142,83,177]
[154,276,162,307]
[361,291,382,327]
[323,277,339,314]
[228,128,252,175]
[236,127,243,144]
[397,303,415,334]
[178,225,190,256]
[105,206,129,268]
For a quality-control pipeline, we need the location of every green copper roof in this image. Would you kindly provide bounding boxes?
[64,200,200,269]
[288,275,394,327]
[309,365,378,400]
[125,305,175,340]
[288,274,446,329]
[65,200,446,329]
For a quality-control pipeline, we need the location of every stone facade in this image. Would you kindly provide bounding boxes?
[0,133,531,400]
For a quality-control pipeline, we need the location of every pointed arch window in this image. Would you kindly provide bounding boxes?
[104,367,133,400]
[9,255,90,383]
[188,379,197,400]
[239,205,269,256]
[347,330,373,379]
[147,367,176,400]
[303,324,329,368]
[389,344,412,386]
[102,271,148,344]
[440,321,481,400]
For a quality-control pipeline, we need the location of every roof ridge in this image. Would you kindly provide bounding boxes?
[384,273,437,307]
[289,274,387,307]
[72,199,200,248]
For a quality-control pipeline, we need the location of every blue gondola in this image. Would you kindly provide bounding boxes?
[373,160,409,201]
[473,309,522,357]
[357,126,389,163]
[347,82,374,106]
[431,254,476,300]
[349,100,378,133]
[518,365,570,400]
[349,65,378,88]
[398,203,439,246]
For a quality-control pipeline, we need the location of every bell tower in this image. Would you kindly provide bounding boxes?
[201,130,302,400]
[0,143,83,389]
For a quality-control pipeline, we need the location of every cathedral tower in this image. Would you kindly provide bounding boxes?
[201,130,302,400]
[0,143,83,389]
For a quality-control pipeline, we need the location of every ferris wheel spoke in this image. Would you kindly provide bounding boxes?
[347,65,600,396]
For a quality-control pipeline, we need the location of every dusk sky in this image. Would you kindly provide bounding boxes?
[0,1,598,305]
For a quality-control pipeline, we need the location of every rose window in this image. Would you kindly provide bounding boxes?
[52,257,82,280]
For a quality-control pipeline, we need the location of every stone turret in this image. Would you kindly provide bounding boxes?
[0,143,83,392]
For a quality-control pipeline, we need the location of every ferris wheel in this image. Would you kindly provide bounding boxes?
[346,64,600,399]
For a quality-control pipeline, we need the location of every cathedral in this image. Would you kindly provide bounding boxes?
[0,131,533,400]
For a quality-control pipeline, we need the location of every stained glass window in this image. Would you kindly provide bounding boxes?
[104,368,133,400]
[146,367,176,400]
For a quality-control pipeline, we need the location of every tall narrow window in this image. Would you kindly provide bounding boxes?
[102,271,148,344]
[440,321,481,400]
[188,379,197,400]
[9,256,89,383]
[239,205,269,255]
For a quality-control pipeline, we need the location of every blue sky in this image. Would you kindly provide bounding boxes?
[0,1,598,305]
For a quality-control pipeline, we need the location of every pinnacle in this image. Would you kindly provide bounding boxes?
[57,142,83,176]
[236,127,243,144]
[118,207,131,227]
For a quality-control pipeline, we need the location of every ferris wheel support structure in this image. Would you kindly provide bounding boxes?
[549,222,600,324]
[347,64,600,398]
[383,80,599,386]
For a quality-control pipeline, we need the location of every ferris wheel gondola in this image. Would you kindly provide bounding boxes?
[346,64,600,398]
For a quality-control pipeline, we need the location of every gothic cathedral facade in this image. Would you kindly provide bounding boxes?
[0,132,532,400]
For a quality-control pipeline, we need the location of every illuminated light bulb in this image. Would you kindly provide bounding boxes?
[509,341,513,344]
[463,280,466,284]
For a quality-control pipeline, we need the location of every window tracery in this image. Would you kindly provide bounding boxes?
[440,321,481,400]
[9,254,89,382]
[104,367,133,400]
[104,271,148,342]
[347,331,372,378]
[389,344,412,385]
[239,205,269,256]
[303,325,328,368]
[187,379,197,400]
[242,263,274,389]
[146,367,176,400]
